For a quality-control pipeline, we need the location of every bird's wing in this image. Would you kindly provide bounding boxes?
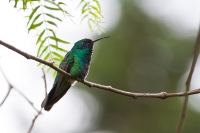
[53,52,74,97]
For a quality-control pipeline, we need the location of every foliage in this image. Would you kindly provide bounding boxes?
[9,0,103,75]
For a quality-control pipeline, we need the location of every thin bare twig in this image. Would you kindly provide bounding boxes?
[1,40,200,100]
[27,69,48,133]
[42,68,47,96]
[0,84,12,106]
[0,63,13,106]
[177,25,200,133]
[27,109,42,133]
[0,61,39,112]
[14,88,39,113]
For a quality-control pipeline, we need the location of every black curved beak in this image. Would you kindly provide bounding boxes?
[92,36,110,43]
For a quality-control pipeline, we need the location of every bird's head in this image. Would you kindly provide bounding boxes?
[72,36,110,50]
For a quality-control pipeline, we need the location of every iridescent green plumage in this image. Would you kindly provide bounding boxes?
[41,36,109,111]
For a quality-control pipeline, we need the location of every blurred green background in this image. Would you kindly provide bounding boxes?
[78,1,200,133]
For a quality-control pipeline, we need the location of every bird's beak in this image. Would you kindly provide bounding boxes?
[92,36,110,43]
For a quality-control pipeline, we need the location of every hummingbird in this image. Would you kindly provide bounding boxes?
[41,36,110,111]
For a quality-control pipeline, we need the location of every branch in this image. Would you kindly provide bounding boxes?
[27,69,47,133]
[0,40,71,79]
[14,88,39,113]
[0,60,40,112]
[1,39,200,100]
[176,24,200,133]
[42,68,47,96]
[0,84,12,106]
[27,109,42,133]
[0,63,13,106]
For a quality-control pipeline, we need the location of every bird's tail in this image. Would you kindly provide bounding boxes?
[41,82,71,111]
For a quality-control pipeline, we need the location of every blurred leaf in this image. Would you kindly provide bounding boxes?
[46,67,51,72]
[14,0,19,7]
[53,70,57,77]
[76,0,84,9]
[52,52,63,60]
[81,14,88,22]
[50,36,69,44]
[44,53,50,60]
[90,12,99,19]
[88,21,93,31]
[93,0,101,10]
[46,21,57,27]
[58,2,66,6]
[39,46,48,57]
[36,29,45,44]
[91,6,100,13]
[48,29,58,46]
[28,21,43,32]
[28,14,41,31]
[45,0,57,6]
[50,44,68,53]
[27,6,40,26]
[52,57,62,62]
[45,13,62,22]
[44,5,60,11]
[37,37,48,57]
[82,3,88,14]
[37,62,42,66]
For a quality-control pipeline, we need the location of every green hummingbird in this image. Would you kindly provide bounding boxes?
[41,36,110,111]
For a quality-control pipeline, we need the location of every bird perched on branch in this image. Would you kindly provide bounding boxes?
[41,36,110,111]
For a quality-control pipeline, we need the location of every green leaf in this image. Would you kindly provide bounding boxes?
[44,53,50,60]
[36,29,45,44]
[90,12,99,18]
[44,5,60,11]
[88,19,95,31]
[93,0,101,10]
[50,36,69,44]
[53,70,57,77]
[37,37,48,57]
[52,57,62,62]
[58,2,67,6]
[48,28,56,36]
[28,21,43,32]
[45,13,62,22]
[39,46,48,57]
[46,21,57,27]
[91,6,100,13]
[45,0,57,6]
[14,0,19,8]
[30,13,41,26]
[52,52,63,59]
[48,29,58,46]
[37,62,42,66]
[82,3,88,14]
[81,14,88,22]
[76,0,84,9]
[54,63,59,67]
[27,6,40,26]
[46,67,51,72]
[50,44,68,53]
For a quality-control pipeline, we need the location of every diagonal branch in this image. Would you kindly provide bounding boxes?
[27,109,42,133]
[1,39,200,100]
[0,63,13,106]
[0,85,12,106]
[176,25,200,133]
[14,88,39,113]
[27,69,48,133]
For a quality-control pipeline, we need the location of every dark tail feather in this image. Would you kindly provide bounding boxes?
[41,83,71,111]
